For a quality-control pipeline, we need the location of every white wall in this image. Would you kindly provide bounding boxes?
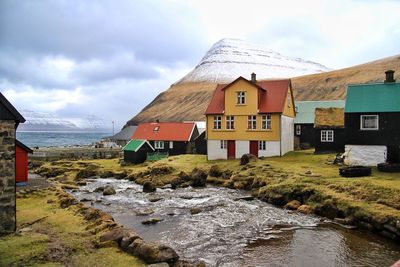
[207,140,227,160]
[344,145,387,166]
[259,141,280,157]
[235,140,249,159]
[280,115,294,155]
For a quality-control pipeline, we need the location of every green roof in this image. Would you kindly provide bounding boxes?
[294,100,345,124]
[345,83,400,113]
[122,139,152,152]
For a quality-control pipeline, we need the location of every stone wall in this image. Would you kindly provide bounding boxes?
[0,120,16,234]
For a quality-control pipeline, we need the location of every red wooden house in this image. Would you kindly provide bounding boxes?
[15,140,33,184]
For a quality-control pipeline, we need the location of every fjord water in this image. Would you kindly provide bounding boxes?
[72,179,400,267]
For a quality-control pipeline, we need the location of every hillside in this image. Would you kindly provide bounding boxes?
[126,40,400,126]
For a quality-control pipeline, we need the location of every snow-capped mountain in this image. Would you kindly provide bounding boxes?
[178,38,331,83]
[18,110,111,132]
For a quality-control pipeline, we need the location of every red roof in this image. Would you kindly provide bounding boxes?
[204,77,291,115]
[131,122,196,141]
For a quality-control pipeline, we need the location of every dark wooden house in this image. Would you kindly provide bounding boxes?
[131,122,199,156]
[15,140,33,184]
[344,70,400,166]
[123,139,154,164]
[314,107,345,153]
[0,92,26,234]
[294,100,345,149]
[194,131,207,155]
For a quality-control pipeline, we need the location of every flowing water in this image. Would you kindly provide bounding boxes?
[71,178,400,267]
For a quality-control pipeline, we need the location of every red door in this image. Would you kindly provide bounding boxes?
[227,140,236,159]
[16,146,28,183]
[249,141,258,157]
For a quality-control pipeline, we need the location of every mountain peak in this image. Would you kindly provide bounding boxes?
[177,38,331,84]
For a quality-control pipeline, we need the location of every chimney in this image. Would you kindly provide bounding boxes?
[384,70,395,83]
[251,73,257,83]
[156,119,160,123]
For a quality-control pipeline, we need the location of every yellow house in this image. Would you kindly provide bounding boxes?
[204,73,295,160]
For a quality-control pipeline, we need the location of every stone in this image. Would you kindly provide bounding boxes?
[100,227,128,243]
[297,205,314,214]
[149,196,163,202]
[240,153,257,165]
[103,185,116,195]
[190,208,202,215]
[267,193,286,206]
[127,238,145,254]
[148,263,170,267]
[136,209,155,216]
[142,218,164,225]
[134,242,179,264]
[284,200,301,210]
[94,186,104,192]
[120,232,141,251]
[143,181,156,193]
[190,168,207,187]
[334,217,354,226]
[234,196,254,201]
[209,165,222,177]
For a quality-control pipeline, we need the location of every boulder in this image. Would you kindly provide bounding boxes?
[190,208,202,215]
[149,196,163,202]
[284,200,301,210]
[171,172,191,189]
[103,185,116,195]
[100,228,128,243]
[209,165,223,177]
[190,168,207,187]
[120,232,141,251]
[94,186,104,193]
[136,209,155,216]
[127,238,145,254]
[142,218,164,225]
[297,204,314,214]
[134,242,179,264]
[240,153,257,165]
[143,181,157,193]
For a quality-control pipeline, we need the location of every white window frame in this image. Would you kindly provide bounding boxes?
[237,91,246,104]
[226,116,235,130]
[360,115,379,130]
[213,116,222,130]
[259,141,266,150]
[169,141,173,149]
[154,141,164,149]
[261,115,271,130]
[248,115,257,130]
[321,130,334,142]
[220,140,227,149]
[295,125,301,135]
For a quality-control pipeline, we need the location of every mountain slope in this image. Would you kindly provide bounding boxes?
[126,40,400,126]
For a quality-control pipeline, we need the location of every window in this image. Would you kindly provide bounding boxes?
[296,125,301,135]
[360,115,379,130]
[213,116,222,129]
[321,130,334,142]
[248,115,257,130]
[226,116,235,130]
[261,115,271,130]
[169,141,173,149]
[155,141,164,149]
[237,91,246,104]
[220,140,227,149]
[259,141,266,150]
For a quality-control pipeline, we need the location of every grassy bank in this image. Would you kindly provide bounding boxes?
[0,189,145,267]
[34,150,400,240]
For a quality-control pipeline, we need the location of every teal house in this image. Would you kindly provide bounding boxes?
[294,100,345,149]
[344,70,400,166]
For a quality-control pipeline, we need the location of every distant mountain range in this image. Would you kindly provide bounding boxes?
[18,110,111,132]
[126,39,400,126]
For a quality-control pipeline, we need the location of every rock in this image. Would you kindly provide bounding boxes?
[59,195,78,208]
[190,168,207,187]
[120,232,141,251]
[76,169,98,179]
[100,228,128,243]
[143,181,157,193]
[148,263,170,267]
[284,200,301,210]
[136,209,155,216]
[149,196,163,202]
[359,221,374,231]
[267,193,286,206]
[134,242,179,264]
[127,238,145,254]
[240,153,257,165]
[209,165,223,177]
[94,186,104,192]
[142,218,164,225]
[61,184,79,190]
[77,181,87,186]
[234,196,254,201]
[174,260,207,267]
[80,198,92,202]
[190,208,202,215]
[297,205,314,214]
[334,217,354,226]
[383,223,400,236]
[103,185,116,195]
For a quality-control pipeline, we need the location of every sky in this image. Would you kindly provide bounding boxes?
[1,0,399,130]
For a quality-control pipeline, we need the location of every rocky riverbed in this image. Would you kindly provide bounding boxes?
[71,178,400,267]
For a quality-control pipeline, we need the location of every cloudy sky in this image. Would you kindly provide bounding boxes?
[1,0,399,130]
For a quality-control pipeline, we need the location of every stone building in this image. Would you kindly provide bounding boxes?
[0,92,25,234]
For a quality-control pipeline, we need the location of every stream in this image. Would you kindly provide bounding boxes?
[71,178,400,267]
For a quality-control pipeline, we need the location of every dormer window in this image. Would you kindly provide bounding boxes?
[237,91,246,104]
[153,126,159,132]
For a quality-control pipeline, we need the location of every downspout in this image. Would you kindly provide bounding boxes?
[279,116,282,156]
